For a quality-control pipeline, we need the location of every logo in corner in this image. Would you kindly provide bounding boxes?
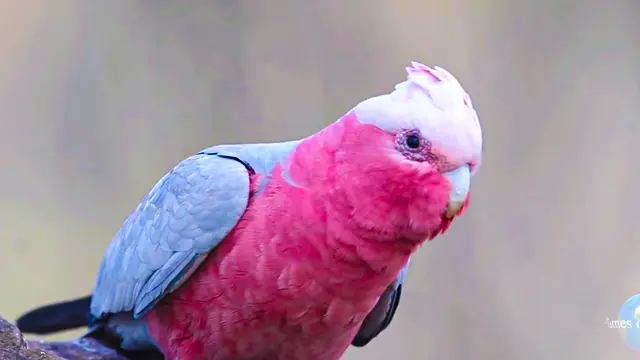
[617,294,640,350]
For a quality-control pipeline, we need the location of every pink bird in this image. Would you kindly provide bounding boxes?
[17,61,483,360]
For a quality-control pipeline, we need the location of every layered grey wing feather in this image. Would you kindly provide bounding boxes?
[352,260,411,347]
[90,153,252,320]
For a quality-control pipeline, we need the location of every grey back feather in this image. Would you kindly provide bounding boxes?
[201,140,300,174]
[91,154,250,319]
[91,141,302,320]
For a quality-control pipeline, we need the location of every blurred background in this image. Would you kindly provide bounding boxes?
[0,1,639,359]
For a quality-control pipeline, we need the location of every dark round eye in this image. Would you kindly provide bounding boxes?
[406,134,420,149]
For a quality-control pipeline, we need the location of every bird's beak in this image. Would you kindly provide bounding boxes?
[443,164,471,218]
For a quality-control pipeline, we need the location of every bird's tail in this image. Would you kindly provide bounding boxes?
[16,295,92,334]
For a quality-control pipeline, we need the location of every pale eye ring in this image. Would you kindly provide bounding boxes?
[396,130,434,163]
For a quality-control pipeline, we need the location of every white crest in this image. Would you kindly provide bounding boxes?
[352,61,483,167]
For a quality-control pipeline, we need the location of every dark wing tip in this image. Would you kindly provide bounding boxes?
[351,284,403,347]
[380,283,403,331]
[16,296,92,334]
[351,334,375,347]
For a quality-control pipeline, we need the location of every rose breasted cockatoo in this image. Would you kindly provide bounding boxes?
[17,62,482,360]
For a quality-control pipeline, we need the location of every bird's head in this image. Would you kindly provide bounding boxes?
[328,61,483,241]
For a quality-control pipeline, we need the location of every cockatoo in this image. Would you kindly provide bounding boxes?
[17,61,483,360]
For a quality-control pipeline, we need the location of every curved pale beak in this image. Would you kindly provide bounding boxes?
[443,164,471,218]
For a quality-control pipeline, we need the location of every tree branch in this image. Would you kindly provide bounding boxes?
[0,314,130,360]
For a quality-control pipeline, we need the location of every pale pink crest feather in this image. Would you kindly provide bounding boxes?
[406,61,443,83]
[400,62,473,112]
[353,61,483,167]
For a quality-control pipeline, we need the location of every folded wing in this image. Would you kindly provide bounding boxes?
[90,153,252,320]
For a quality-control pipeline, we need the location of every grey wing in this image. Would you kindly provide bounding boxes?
[90,153,252,320]
[352,260,411,347]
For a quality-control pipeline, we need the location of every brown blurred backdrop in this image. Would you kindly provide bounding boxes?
[1,1,639,359]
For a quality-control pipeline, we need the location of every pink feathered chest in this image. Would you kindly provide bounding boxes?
[146,233,381,360]
[145,170,413,360]
[145,198,388,359]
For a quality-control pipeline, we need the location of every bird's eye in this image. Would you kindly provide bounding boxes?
[406,134,420,149]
